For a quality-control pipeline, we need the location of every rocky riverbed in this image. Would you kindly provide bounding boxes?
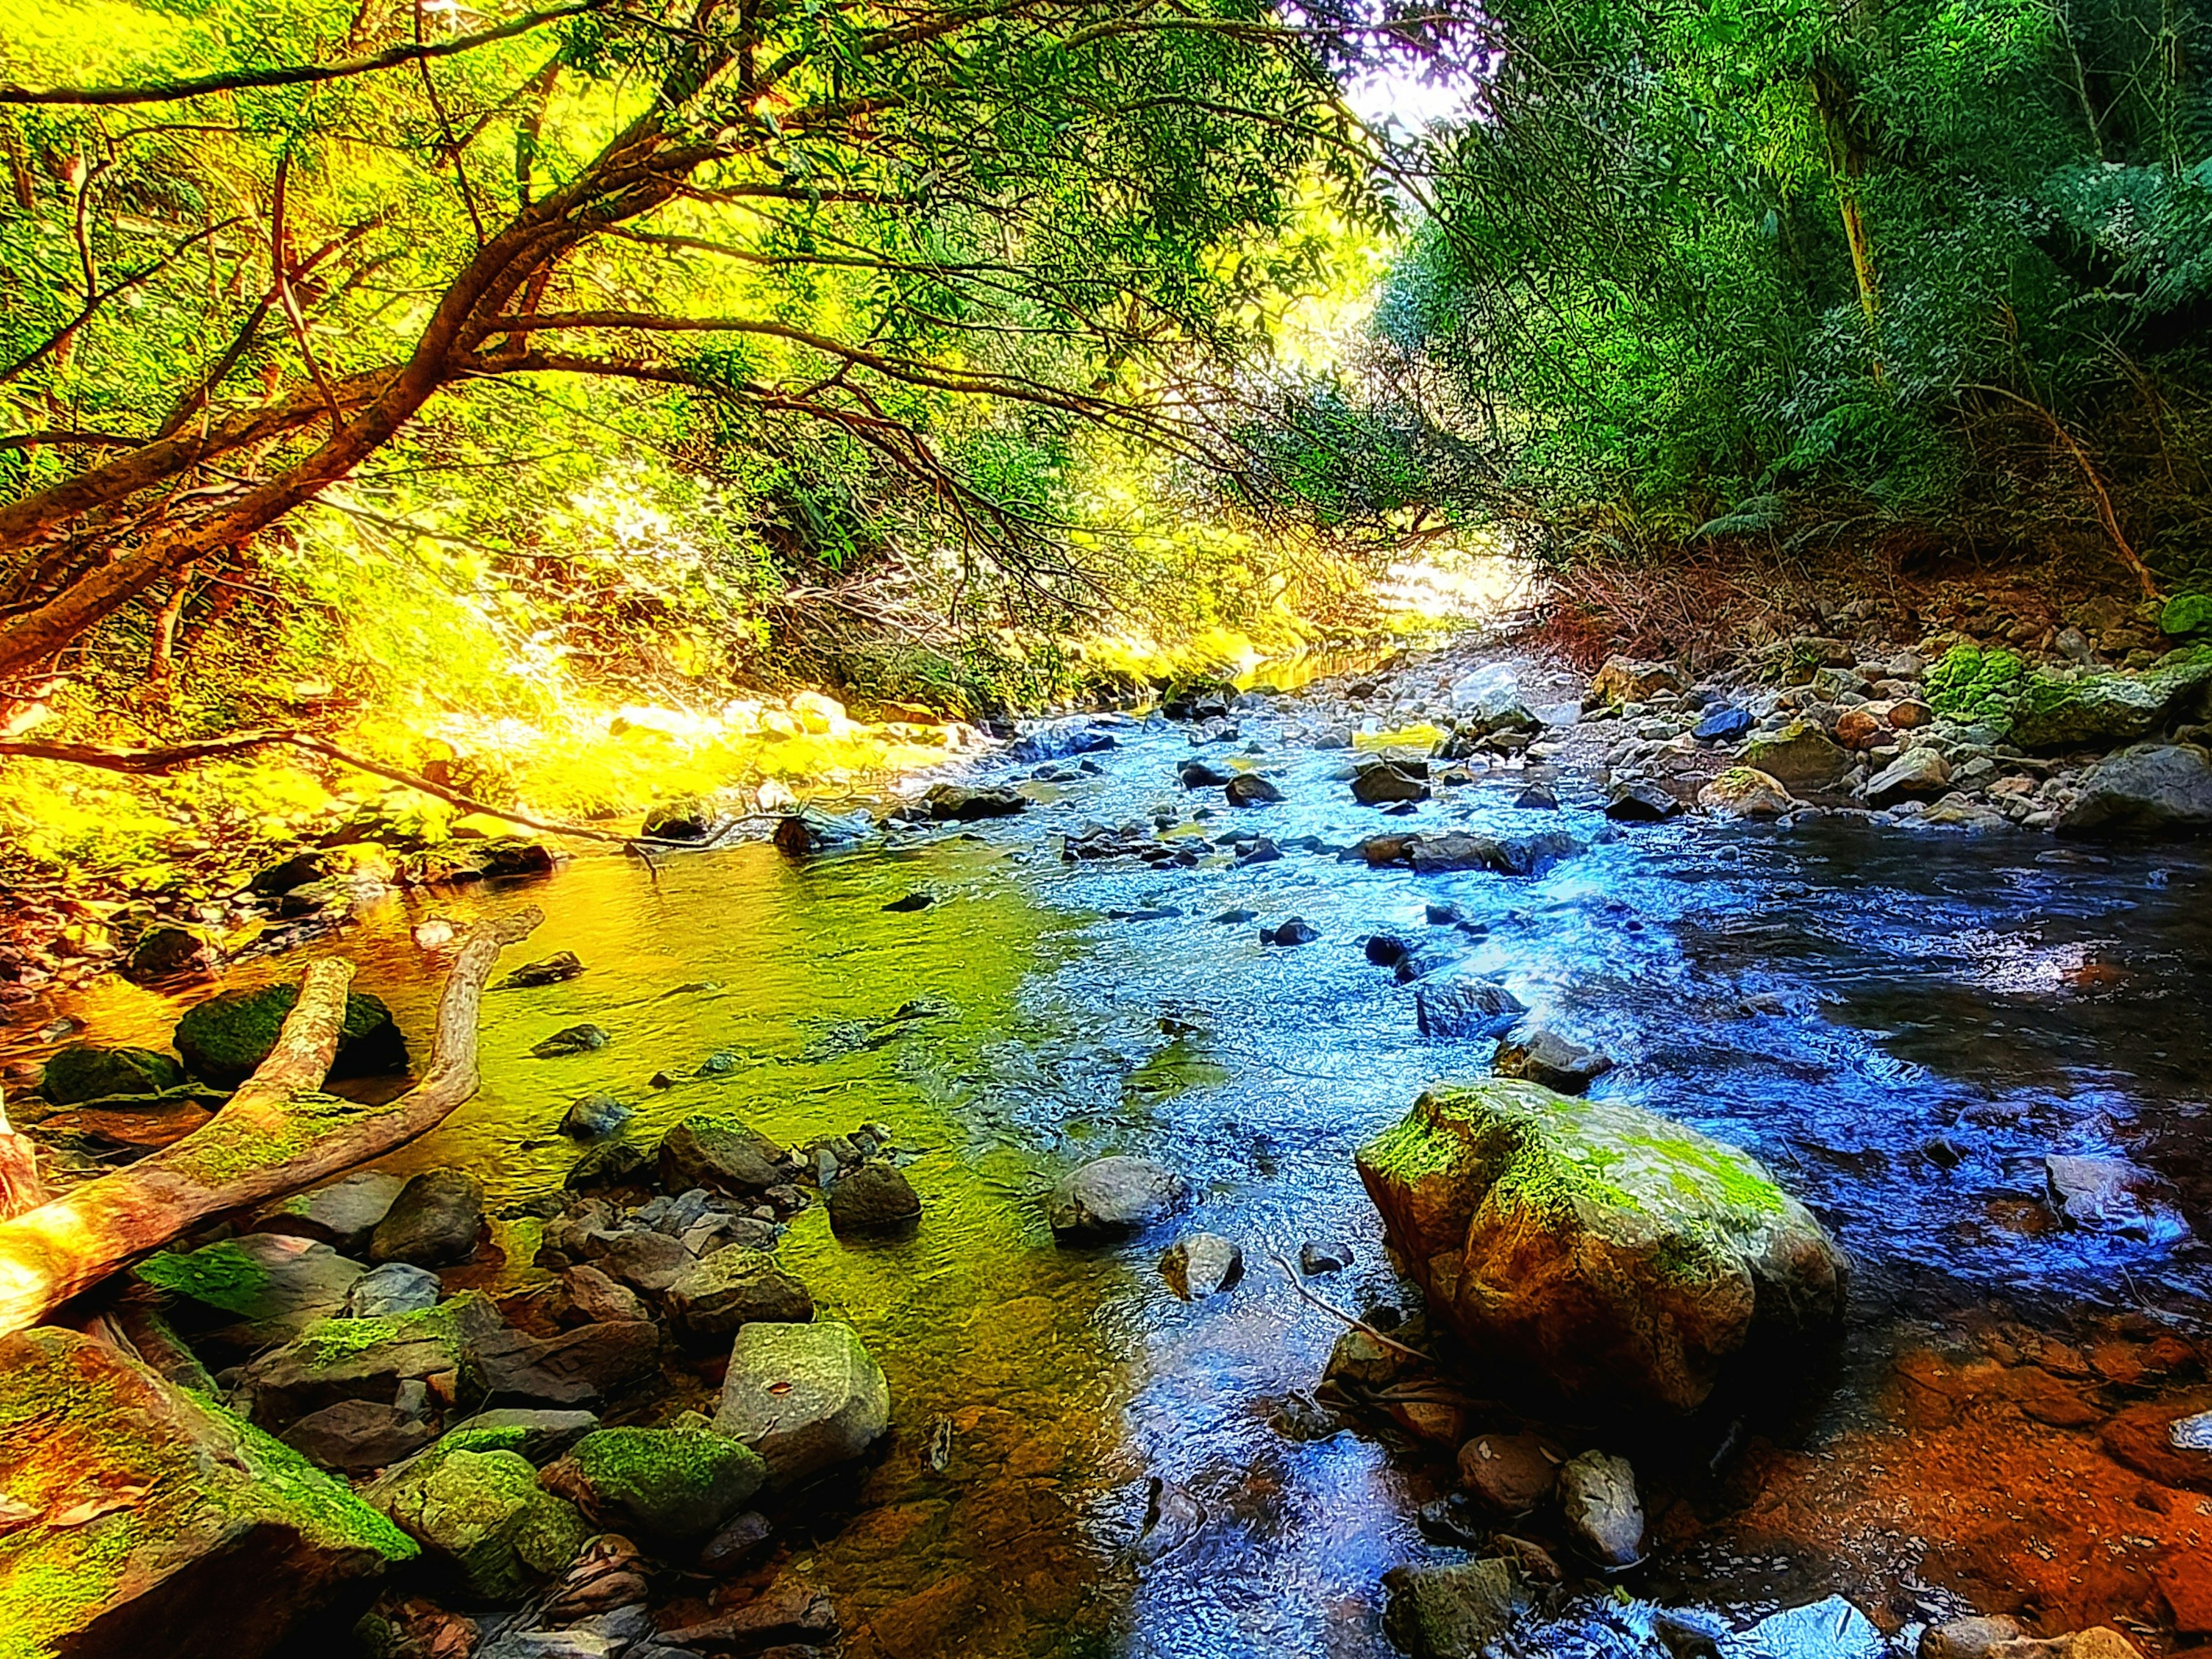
[0,624,2209,1659]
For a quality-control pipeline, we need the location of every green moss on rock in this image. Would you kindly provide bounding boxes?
[2008,645,2212,752]
[363,1446,585,1600]
[542,1427,764,1540]
[174,982,408,1087]
[37,1045,186,1105]
[1925,643,2026,731]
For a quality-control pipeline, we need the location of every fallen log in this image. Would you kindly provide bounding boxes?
[0,906,540,1338]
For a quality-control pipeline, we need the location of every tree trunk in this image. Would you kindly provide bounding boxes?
[0,907,540,1338]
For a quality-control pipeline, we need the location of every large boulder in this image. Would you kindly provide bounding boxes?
[0,1327,415,1659]
[1046,1156,1188,1238]
[2058,743,2212,836]
[363,1444,589,1600]
[173,983,407,1087]
[1699,767,1794,819]
[38,1045,186,1105]
[657,1113,792,1194]
[713,1321,891,1486]
[369,1169,485,1267]
[541,1427,766,1541]
[2009,649,2212,752]
[1737,721,1849,789]
[665,1248,814,1345]
[1355,1081,1846,1412]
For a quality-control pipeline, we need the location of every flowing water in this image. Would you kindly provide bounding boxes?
[14,684,2212,1657]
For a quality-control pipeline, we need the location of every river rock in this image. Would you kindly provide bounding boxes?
[826,1161,922,1234]
[135,1232,367,1349]
[575,1225,692,1293]
[642,797,714,841]
[1404,830,1578,876]
[922,782,1027,820]
[475,1320,661,1410]
[1180,759,1233,787]
[563,1263,648,1324]
[1381,1557,1528,1659]
[280,1399,438,1474]
[438,1409,602,1464]
[714,1320,891,1486]
[1355,1081,1846,1411]
[665,1248,814,1344]
[365,1444,589,1600]
[1263,916,1320,946]
[1922,1618,2029,1659]
[560,1093,632,1139]
[1605,780,1680,821]
[658,1113,791,1193]
[1353,762,1430,805]
[498,950,586,991]
[124,924,220,982]
[1300,1240,1353,1275]
[2058,743,2212,835]
[1592,657,1684,706]
[1414,974,1526,1041]
[37,1043,186,1104]
[343,1262,442,1319]
[1738,721,1850,789]
[566,1141,652,1190]
[541,1427,766,1541]
[1492,1026,1612,1093]
[243,1291,505,1420]
[1456,1432,1556,1514]
[370,1168,485,1267]
[1226,772,1285,805]
[2010,651,2212,751]
[1047,1155,1190,1237]
[1159,1232,1244,1300]
[1694,706,1753,741]
[531,1022,611,1058]
[1863,747,1952,806]
[1558,1450,1643,1567]
[0,1326,416,1659]
[1737,1597,1888,1659]
[251,1171,407,1252]
[173,983,407,1086]
[1699,767,1795,817]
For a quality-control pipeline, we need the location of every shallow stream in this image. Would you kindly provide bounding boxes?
[16,690,2212,1657]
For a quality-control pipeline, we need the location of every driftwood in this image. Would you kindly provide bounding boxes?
[0,729,700,854]
[0,907,539,1338]
[0,1089,47,1220]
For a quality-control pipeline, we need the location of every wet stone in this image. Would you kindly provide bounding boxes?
[576,1225,692,1294]
[658,1113,791,1194]
[531,1022,611,1058]
[561,1093,632,1139]
[498,949,585,989]
[252,1170,406,1253]
[1414,974,1525,1041]
[343,1262,442,1320]
[714,1320,892,1486]
[370,1168,485,1267]
[1558,1450,1643,1567]
[1299,1240,1353,1275]
[1605,779,1680,821]
[134,1232,366,1348]
[563,1263,649,1325]
[1380,1557,1527,1659]
[475,1320,662,1410]
[280,1399,438,1474]
[665,1248,815,1345]
[1159,1232,1244,1300]
[439,1408,601,1464]
[1457,1431,1557,1515]
[541,1426,767,1541]
[1047,1155,1190,1238]
[1491,1025,1612,1094]
[825,1161,922,1235]
[1262,916,1320,946]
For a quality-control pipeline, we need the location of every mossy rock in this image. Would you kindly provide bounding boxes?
[1734,721,1849,789]
[38,1045,185,1105]
[174,982,408,1087]
[2162,592,2212,638]
[1925,643,2027,732]
[0,1325,413,1659]
[243,1291,505,1422]
[362,1445,587,1600]
[2008,646,2212,752]
[541,1427,765,1539]
[641,798,715,840]
[1355,1080,1845,1413]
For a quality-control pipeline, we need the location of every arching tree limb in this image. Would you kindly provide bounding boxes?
[0,908,540,1338]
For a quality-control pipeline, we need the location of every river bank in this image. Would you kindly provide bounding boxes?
[1,613,2208,1659]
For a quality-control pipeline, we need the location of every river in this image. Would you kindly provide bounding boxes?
[13,670,2211,1657]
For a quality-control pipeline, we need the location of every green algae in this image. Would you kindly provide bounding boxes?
[552,1426,765,1536]
[1926,643,2026,730]
[174,981,405,1086]
[133,1238,273,1316]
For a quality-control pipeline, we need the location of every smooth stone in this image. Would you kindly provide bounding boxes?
[343,1262,442,1320]
[134,1232,366,1347]
[279,1399,438,1474]
[657,1114,791,1194]
[713,1321,891,1486]
[1558,1449,1643,1567]
[1863,747,1952,806]
[1604,779,1680,821]
[1699,766,1795,818]
[1351,762,1430,805]
[498,950,586,989]
[561,1094,634,1139]
[1738,721,1850,789]
[1456,1432,1556,1515]
[1922,1618,2029,1659]
[1225,772,1285,805]
[1047,1156,1190,1238]
[1158,1233,1244,1300]
[1491,1026,1612,1094]
[369,1169,485,1267]
[1694,706,1753,741]
[252,1171,407,1253]
[575,1226,692,1294]
[921,782,1027,820]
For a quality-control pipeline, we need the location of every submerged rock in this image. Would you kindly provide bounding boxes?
[37,1043,185,1104]
[714,1320,891,1486]
[541,1427,766,1541]
[370,1168,485,1267]
[1355,1081,1846,1411]
[1381,1557,1528,1659]
[1226,771,1286,805]
[531,1022,611,1058]
[1491,1026,1612,1094]
[1558,1449,1643,1567]
[1047,1155,1190,1238]
[560,1093,633,1139]
[1414,974,1526,1041]
[124,924,221,982]
[2058,743,2212,836]
[174,983,407,1086]
[0,1326,415,1659]
[498,950,586,989]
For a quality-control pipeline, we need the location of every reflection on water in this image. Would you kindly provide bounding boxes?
[11,698,2211,1656]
